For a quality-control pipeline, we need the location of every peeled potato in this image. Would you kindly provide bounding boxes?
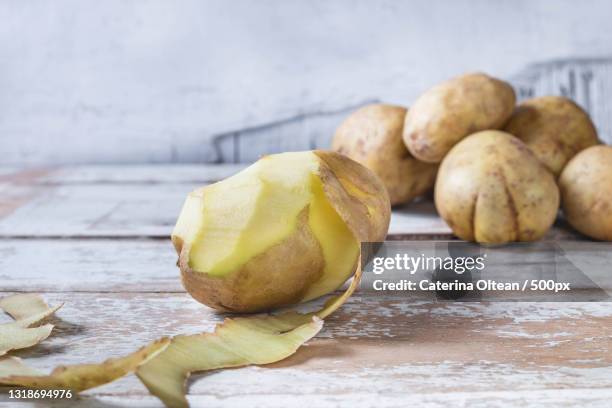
[559,145,612,241]
[172,150,390,312]
[435,130,559,244]
[403,72,516,163]
[332,104,438,206]
[504,96,599,176]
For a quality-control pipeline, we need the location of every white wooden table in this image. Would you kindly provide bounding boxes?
[0,165,611,407]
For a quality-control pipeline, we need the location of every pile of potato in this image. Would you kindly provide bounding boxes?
[332,72,611,243]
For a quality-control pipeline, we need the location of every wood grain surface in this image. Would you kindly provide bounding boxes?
[0,165,453,238]
[0,165,610,407]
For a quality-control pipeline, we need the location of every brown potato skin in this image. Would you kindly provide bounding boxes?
[435,130,559,244]
[332,104,438,206]
[179,209,326,313]
[178,151,391,313]
[504,96,599,176]
[403,73,516,163]
[559,145,612,241]
[314,150,391,243]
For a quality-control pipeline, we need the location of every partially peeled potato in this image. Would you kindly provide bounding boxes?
[173,151,390,313]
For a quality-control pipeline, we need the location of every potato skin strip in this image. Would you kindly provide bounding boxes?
[317,256,362,320]
[0,338,170,391]
[137,316,323,408]
[137,259,361,408]
[0,357,43,377]
[0,294,62,356]
[0,294,61,324]
[0,325,54,358]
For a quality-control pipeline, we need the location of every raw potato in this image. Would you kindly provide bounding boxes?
[435,130,559,244]
[173,150,390,313]
[559,145,612,240]
[504,96,599,176]
[403,72,516,163]
[332,104,438,205]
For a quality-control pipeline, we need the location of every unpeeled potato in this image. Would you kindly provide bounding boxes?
[172,150,391,312]
[559,145,612,241]
[403,72,516,163]
[435,130,559,244]
[332,104,438,206]
[504,96,599,176]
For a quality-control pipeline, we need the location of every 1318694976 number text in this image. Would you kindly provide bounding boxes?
[8,389,73,399]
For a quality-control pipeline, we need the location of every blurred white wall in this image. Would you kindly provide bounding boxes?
[1,0,612,164]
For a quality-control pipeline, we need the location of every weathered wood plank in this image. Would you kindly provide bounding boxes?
[0,183,198,238]
[0,292,609,404]
[0,164,605,408]
[0,165,244,185]
[0,184,584,239]
[0,239,181,293]
[1,237,610,293]
[0,165,246,238]
[0,165,587,239]
[389,200,451,236]
[0,182,456,238]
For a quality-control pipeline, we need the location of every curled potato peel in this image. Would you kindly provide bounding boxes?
[0,294,62,356]
[137,262,362,408]
[0,339,170,392]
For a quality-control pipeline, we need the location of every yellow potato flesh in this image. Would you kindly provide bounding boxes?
[191,154,315,276]
[172,151,359,301]
[302,176,359,300]
[171,188,205,253]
